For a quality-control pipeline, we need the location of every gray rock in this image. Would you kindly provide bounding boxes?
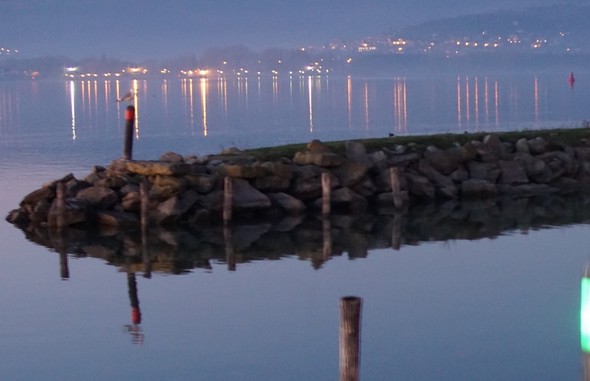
[467,161,501,182]
[307,139,332,153]
[461,179,497,197]
[96,210,139,227]
[406,173,435,199]
[515,138,530,154]
[77,186,118,209]
[499,160,529,185]
[268,192,306,214]
[231,178,271,210]
[528,137,548,154]
[292,151,345,167]
[159,151,185,163]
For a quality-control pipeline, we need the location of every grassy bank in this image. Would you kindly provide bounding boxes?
[244,126,590,160]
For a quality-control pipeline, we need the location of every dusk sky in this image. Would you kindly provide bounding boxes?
[0,0,579,60]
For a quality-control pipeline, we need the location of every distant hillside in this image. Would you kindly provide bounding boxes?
[400,4,590,52]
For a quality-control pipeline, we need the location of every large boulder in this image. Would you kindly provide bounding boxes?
[268,192,306,214]
[293,151,345,167]
[231,178,271,210]
[461,179,497,197]
[76,186,118,209]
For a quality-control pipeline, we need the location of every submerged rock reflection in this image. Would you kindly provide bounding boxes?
[15,192,590,275]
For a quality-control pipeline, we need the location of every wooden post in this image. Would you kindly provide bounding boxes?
[322,172,331,216]
[223,176,233,224]
[340,296,362,381]
[55,182,65,231]
[389,167,403,209]
[123,105,135,160]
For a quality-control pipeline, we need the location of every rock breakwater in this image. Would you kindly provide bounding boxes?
[7,132,590,229]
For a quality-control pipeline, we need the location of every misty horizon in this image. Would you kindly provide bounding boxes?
[1,0,585,61]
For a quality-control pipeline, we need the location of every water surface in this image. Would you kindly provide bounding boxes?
[1,74,590,380]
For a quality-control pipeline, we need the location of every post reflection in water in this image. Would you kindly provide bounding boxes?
[125,272,144,345]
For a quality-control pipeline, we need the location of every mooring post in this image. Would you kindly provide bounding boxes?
[389,167,403,209]
[340,296,362,381]
[322,172,331,216]
[123,105,135,160]
[223,176,233,224]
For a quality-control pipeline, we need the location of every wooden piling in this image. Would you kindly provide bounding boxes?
[389,167,403,209]
[340,296,362,381]
[322,172,331,216]
[123,105,135,160]
[223,176,233,224]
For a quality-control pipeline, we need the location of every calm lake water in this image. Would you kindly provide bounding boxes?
[2,73,590,380]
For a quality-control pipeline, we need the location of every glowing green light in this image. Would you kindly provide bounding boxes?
[581,277,590,352]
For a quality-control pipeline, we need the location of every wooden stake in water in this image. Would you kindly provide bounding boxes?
[340,296,362,381]
[223,176,233,224]
[322,172,331,216]
[123,106,135,160]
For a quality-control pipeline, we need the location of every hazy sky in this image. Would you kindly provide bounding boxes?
[0,0,577,60]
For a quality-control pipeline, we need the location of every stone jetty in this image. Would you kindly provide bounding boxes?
[7,132,590,229]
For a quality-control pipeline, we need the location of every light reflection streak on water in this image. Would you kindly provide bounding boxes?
[132,79,140,139]
[161,79,169,127]
[363,81,369,131]
[103,80,110,122]
[465,76,470,127]
[188,78,195,133]
[484,77,490,126]
[307,75,313,132]
[534,75,539,124]
[392,77,408,134]
[69,80,76,140]
[474,77,479,131]
[494,80,500,129]
[200,78,208,136]
[457,76,462,129]
[347,76,352,130]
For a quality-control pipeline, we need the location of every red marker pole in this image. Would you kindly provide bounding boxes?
[123,105,135,160]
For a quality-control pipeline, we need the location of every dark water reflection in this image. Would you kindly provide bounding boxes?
[17,192,590,276]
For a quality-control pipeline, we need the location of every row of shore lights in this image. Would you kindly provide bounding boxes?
[64,65,330,79]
